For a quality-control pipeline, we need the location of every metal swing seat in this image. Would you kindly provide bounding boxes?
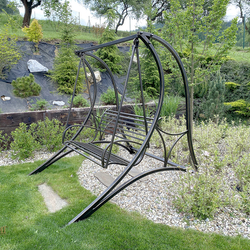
[29,32,198,225]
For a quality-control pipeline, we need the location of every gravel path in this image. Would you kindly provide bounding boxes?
[1,149,249,239]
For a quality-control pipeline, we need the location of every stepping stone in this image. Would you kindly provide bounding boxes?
[95,167,148,187]
[95,172,115,187]
[128,167,148,180]
[38,183,68,213]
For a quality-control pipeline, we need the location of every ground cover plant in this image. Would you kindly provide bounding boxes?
[0,156,250,249]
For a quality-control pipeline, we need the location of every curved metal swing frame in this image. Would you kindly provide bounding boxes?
[28,32,198,225]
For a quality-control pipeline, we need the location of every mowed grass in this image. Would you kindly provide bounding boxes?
[0,155,249,250]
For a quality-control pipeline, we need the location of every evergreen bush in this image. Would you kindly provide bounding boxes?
[224,99,250,117]
[48,45,84,95]
[95,29,122,74]
[22,19,43,52]
[68,95,89,108]
[30,99,49,111]
[12,74,41,98]
[100,88,120,105]
[201,71,226,121]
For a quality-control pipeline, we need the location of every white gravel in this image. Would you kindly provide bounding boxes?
[1,148,249,239]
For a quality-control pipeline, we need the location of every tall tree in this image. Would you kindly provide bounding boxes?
[84,0,147,33]
[0,0,19,14]
[20,0,60,27]
[233,0,250,34]
[162,0,237,131]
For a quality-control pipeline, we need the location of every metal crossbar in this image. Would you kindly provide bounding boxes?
[28,32,198,226]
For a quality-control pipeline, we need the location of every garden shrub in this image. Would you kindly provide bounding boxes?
[10,123,40,160]
[48,45,84,95]
[225,81,240,90]
[12,74,41,98]
[95,29,122,74]
[220,60,250,103]
[224,99,250,117]
[30,99,49,111]
[33,118,65,152]
[174,166,224,219]
[200,71,226,121]
[100,88,120,105]
[0,131,10,152]
[0,25,21,78]
[22,19,43,52]
[68,95,89,108]
[133,103,151,117]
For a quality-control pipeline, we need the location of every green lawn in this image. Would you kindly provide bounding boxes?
[0,155,249,250]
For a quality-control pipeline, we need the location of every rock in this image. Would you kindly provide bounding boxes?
[86,71,101,83]
[1,95,11,101]
[53,100,65,106]
[27,59,48,73]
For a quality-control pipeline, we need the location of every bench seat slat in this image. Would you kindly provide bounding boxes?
[65,141,130,166]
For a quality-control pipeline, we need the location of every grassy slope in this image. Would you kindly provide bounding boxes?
[0,156,249,250]
[1,13,250,63]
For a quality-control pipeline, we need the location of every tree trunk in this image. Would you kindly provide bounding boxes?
[22,0,33,27]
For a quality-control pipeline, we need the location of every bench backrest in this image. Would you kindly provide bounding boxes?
[97,109,154,149]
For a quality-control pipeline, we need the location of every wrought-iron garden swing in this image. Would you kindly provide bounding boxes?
[29,32,198,225]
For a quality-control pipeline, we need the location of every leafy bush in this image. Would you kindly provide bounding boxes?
[0,25,21,78]
[12,74,41,98]
[22,19,43,52]
[33,118,65,152]
[174,167,224,219]
[220,60,250,103]
[48,45,84,95]
[0,131,10,152]
[225,81,240,90]
[68,95,89,108]
[30,99,49,111]
[224,99,250,117]
[10,123,40,160]
[100,88,120,105]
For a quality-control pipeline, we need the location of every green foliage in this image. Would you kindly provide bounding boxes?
[201,72,226,121]
[174,167,223,219]
[95,20,122,74]
[12,74,41,98]
[162,0,238,125]
[159,95,182,119]
[224,99,250,117]
[33,117,65,152]
[22,19,43,44]
[100,88,120,105]
[225,81,241,90]
[48,45,84,95]
[10,123,40,160]
[30,99,49,111]
[220,60,250,103]
[68,94,89,108]
[0,24,21,78]
[132,18,162,97]
[133,103,151,118]
[0,130,10,152]
[10,118,67,159]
